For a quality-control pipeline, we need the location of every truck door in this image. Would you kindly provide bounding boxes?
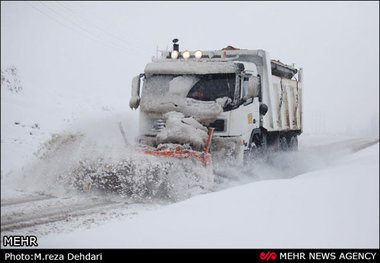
[228,74,260,136]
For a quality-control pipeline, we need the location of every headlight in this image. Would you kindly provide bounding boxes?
[182,50,190,59]
[171,50,179,59]
[194,50,202,59]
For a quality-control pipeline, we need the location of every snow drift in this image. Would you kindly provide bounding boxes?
[38,143,379,248]
[5,124,211,202]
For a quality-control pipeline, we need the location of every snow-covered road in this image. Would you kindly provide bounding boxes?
[36,141,379,248]
[1,136,378,248]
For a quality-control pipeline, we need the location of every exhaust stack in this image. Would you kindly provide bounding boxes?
[172,38,179,51]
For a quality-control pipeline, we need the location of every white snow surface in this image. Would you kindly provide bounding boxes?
[1,2,379,249]
[38,143,379,248]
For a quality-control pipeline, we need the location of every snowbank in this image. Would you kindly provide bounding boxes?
[38,143,379,248]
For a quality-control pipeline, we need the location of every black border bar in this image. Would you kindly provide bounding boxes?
[1,249,379,262]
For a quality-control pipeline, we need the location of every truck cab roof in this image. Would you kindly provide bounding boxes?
[153,48,297,79]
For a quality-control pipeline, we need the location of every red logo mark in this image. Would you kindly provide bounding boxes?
[260,251,277,261]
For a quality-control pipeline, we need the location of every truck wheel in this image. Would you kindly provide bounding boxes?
[247,141,258,160]
[267,133,279,152]
[245,131,267,162]
[280,137,288,151]
[288,136,298,151]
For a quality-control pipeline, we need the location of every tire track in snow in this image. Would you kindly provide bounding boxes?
[1,196,124,232]
[1,194,56,207]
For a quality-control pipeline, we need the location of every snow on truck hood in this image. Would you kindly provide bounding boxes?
[144,61,239,75]
[140,96,228,123]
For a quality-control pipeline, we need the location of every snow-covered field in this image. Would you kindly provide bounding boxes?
[38,142,379,248]
[1,1,378,249]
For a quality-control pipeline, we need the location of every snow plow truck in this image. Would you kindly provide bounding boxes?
[129,39,303,168]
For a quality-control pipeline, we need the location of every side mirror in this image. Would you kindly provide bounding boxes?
[259,103,268,116]
[129,74,143,109]
[243,76,260,101]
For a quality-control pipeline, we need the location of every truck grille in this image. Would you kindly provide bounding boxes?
[151,119,166,132]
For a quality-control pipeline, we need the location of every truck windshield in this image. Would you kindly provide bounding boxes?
[187,74,235,101]
[143,73,236,101]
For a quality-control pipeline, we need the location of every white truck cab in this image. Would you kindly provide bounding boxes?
[130,40,303,165]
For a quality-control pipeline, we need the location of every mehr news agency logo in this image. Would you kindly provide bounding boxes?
[259,251,377,261]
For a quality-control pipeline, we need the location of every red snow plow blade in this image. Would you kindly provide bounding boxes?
[142,128,214,167]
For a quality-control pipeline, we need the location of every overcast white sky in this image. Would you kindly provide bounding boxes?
[1,1,379,137]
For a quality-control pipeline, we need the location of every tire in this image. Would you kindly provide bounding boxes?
[247,141,258,159]
[288,136,298,151]
[280,137,288,151]
[244,131,267,163]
